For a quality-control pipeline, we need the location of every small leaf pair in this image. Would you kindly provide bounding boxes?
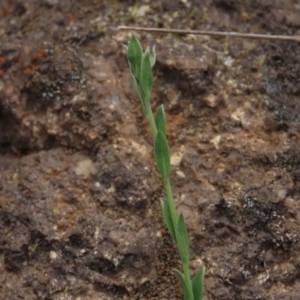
[174,267,205,300]
[161,199,176,242]
[161,207,190,265]
[127,35,156,117]
[127,35,156,77]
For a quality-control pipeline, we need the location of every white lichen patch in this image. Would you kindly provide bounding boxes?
[74,159,97,177]
[171,145,185,166]
[130,140,149,157]
[50,251,58,260]
[210,135,222,150]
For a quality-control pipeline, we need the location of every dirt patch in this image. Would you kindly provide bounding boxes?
[0,1,300,299]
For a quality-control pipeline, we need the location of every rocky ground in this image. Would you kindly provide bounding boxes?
[0,1,300,299]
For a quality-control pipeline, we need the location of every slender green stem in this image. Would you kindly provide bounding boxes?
[165,178,194,300]
[149,102,195,300]
[127,35,204,299]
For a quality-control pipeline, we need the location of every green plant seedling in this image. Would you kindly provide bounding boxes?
[126,34,205,300]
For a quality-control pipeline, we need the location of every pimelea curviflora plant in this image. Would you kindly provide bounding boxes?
[125,35,205,300]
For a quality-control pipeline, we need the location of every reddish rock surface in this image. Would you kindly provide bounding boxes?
[0,1,300,299]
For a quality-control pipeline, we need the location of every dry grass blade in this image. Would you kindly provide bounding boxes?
[119,26,300,43]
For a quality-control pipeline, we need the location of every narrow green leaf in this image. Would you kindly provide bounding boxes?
[161,199,177,242]
[176,213,189,264]
[192,267,205,300]
[140,51,153,101]
[154,131,170,180]
[155,105,166,136]
[174,269,190,300]
[150,45,156,68]
[127,35,143,79]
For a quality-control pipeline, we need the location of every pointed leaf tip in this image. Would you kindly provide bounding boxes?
[192,267,205,300]
[150,45,156,68]
[127,35,143,79]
